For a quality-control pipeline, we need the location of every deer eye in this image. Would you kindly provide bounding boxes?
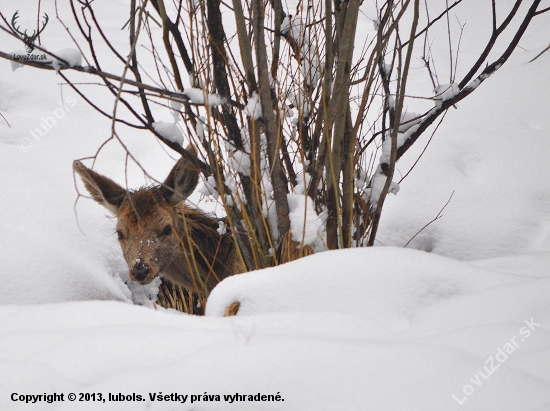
[160,225,172,236]
[116,230,125,240]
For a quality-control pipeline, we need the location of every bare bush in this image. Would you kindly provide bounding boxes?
[0,0,546,311]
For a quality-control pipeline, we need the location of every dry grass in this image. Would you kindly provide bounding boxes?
[224,301,241,316]
[155,231,315,316]
[279,231,314,264]
[156,279,242,316]
[156,278,205,315]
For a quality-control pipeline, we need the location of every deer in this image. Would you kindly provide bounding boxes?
[11,11,49,54]
[73,152,247,315]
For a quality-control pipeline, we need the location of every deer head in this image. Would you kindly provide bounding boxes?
[11,11,49,53]
[73,155,209,289]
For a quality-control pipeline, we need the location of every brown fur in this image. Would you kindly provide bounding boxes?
[74,155,247,313]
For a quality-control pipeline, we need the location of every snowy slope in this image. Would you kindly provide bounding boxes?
[377,51,550,260]
[1,248,549,411]
[0,0,549,410]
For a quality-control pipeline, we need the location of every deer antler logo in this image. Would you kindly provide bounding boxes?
[11,11,49,53]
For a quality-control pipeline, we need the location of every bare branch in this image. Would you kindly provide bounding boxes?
[404,191,454,248]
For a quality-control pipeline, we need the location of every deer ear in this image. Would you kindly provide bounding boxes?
[73,160,127,215]
[161,149,200,205]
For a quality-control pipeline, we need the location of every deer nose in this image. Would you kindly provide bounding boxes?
[132,264,149,281]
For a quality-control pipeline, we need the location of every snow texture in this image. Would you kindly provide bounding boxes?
[50,48,82,72]
[196,115,206,140]
[229,150,251,176]
[434,83,460,108]
[199,175,219,198]
[281,11,321,87]
[363,168,400,207]
[152,121,184,145]
[399,110,422,132]
[126,275,163,307]
[287,193,324,247]
[280,15,304,47]
[244,92,262,119]
[169,99,183,122]
[184,88,225,106]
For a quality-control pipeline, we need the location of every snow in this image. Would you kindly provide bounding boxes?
[49,48,82,72]
[434,83,460,108]
[300,46,321,87]
[289,88,311,117]
[152,121,184,145]
[229,150,251,176]
[1,249,549,411]
[169,99,182,122]
[195,115,207,140]
[244,92,262,119]
[280,16,291,35]
[126,275,163,307]
[399,110,422,132]
[377,52,550,260]
[378,119,422,168]
[287,193,324,248]
[0,0,550,410]
[184,88,225,106]
[280,9,321,87]
[363,168,400,207]
[199,175,219,198]
[280,15,304,47]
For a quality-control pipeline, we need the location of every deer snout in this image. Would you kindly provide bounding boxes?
[132,263,150,282]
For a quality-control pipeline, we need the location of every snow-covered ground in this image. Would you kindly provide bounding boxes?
[0,0,549,410]
[2,248,549,411]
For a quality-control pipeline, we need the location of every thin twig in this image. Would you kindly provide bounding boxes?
[0,112,11,127]
[404,191,454,248]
